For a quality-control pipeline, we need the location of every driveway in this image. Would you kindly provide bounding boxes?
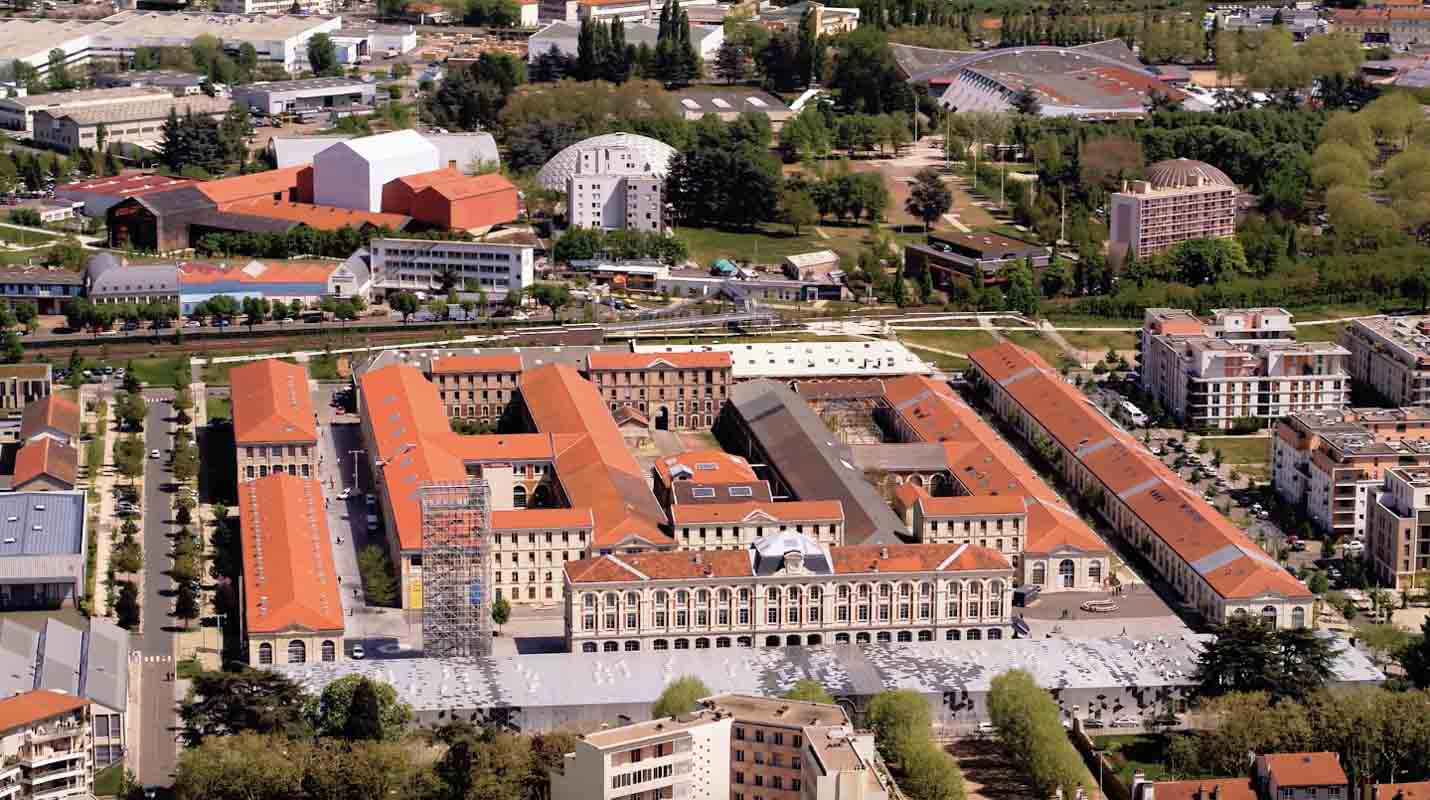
[138,398,178,787]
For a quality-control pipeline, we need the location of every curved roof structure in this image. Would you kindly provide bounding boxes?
[1145,158,1235,190]
[535,132,677,191]
[917,40,1211,119]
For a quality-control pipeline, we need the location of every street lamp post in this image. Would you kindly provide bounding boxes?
[348,449,365,492]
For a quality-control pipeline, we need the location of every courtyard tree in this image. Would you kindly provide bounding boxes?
[652,676,711,718]
[905,167,953,233]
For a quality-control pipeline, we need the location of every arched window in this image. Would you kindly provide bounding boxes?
[876,631,891,642]
[582,642,598,652]
[807,634,822,645]
[766,635,782,647]
[767,587,780,601]
[625,592,638,605]
[603,641,619,652]
[605,593,618,608]
[988,628,1003,640]
[716,637,731,648]
[1032,562,1047,584]
[737,636,753,647]
[696,589,710,604]
[653,639,669,650]
[674,638,690,649]
[789,587,802,603]
[695,638,711,649]
[896,631,912,642]
[946,629,961,641]
[513,485,527,508]
[786,634,801,646]
[654,590,668,605]
[583,593,596,608]
[855,632,871,643]
[258,643,273,665]
[1088,560,1103,584]
[675,590,688,605]
[1261,605,1278,625]
[718,589,731,604]
[918,630,933,641]
[835,633,850,644]
[809,587,822,601]
[625,640,640,651]
[1059,559,1076,588]
[288,640,306,664]
[966,629,982,641]
[1291,607,1306,628]
[321,641,336,662]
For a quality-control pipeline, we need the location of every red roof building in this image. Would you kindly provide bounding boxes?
[409,172,519,231]
[239,473,345,666]
[230,359,318,483]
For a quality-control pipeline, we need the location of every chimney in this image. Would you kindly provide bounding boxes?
[879,546,889,560]
[1212,787,1221,800]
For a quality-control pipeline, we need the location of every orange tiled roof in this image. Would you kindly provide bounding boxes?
[20,393,80,440]
[881,374,1107,556]
[1260,753,1348,788]
[195,164,307,205]
[490,508,594,530]
[360,361,670,552]
[892,482,926,514]
[220,198,410,231]
[13,437,77,489]
[669,500,844,525]
[967,344,1311,601]
[230,359,317,445]
[566,541,1009,583]
[653,449,758,487]
[587,351,734,371]
[430,354,524,374]
[0,690,88,733]
[521,364,670,548]
[918,494,1026,517]
[388,167,466,193]
[239,474,344,634]
[177,260,338,286]
[419,172,518,201]
[1150,779,1256,800]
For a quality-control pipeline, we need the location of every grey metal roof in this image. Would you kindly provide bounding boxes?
[0,269,84,287]
[87,262,181,296]
[848,442,950,472]
[0,492,85,557]
[275,633,1383,720]
[0,617,128,714]
[186,208,300,234]
[129,185,216,217]
[726,380,909,545]
[236,76,371,95]
[270,132,500,172]
[750,532,832,576]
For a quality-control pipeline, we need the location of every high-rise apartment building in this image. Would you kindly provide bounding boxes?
[0,689,94,800]
[1140,307,1350,430]
[550,694,894,800]
[1343,316,1430,407]
[1367,467,1430,590]
[1109,158,1237,261]
[1273,407,1430,541]
[536,133,675,234]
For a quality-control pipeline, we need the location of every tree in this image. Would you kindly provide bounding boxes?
[116,582,140,630]
[241,296,270,332]
[905,168,952,232]
[866,689,932,762]
[780,190,818,236]
[988,670,1093,799]
[389,291,421,323]
[357,545,398,606]
[172,441,200,483]
[174,581,201,628]
[1,332,21,365]
[307,33,340,77]
[115,392,148,432]
[491,595,511,633]
[1010,86,1042,115]
[652,675,711,718]
[526,283,572,318]
[179,669,313,746]
[305,675,413,742]
[1194,616,1335,702]
[46,49,74,92]
[782,680,834,705]
[1402,614,1430,688]
[829,28,906,113]
[714,40,751,83]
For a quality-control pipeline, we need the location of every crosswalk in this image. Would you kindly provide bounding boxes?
[135,654,174,663]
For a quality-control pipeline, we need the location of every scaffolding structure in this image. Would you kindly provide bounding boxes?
[419,480,492,659]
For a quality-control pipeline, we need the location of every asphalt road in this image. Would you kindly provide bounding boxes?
[138,399,178,788]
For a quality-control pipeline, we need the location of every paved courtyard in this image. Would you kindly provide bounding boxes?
[1018,585,1190,640]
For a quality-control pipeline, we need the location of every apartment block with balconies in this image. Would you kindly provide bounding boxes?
[0,690,93,800]
[1367,468,1430,590]
[1140,308,1349,430]
[1344,316,1430,407]
[550,711,732,800]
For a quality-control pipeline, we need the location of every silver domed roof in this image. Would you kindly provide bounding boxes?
[1144,158,1235,190]
[535,132,678,192]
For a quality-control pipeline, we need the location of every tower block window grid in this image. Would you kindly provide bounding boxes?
[419,480,493,659]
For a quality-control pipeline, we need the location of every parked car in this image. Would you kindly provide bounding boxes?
[1111,716,1141,728]
[149,449,161,459]
[1083,718,1106,729]
[350,644,365,660]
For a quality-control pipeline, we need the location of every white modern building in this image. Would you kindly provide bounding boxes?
[0,86,171,136]
[550,711,732,800]
[218,0,333,15]
[312,129,440,213]
[527,20,723,63]
[535,132,676,233]
[231,77,377,117]
[271,131,500,173]
[365,237,535,300]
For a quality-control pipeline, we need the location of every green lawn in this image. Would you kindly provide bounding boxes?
[1291,321,1347,343]
[895,329,998,356]
[1003,330,1076,367]
[1201,435,1272,465]
[206,396,231,421]
[678,222,898,267]
[0,226,62,246]
[125,357,188,387]
[308,354,341,380]
[1093,734,1175,785]
[95,764,125,796]
[1060,330,1140,354]
[1041,310,1142,328]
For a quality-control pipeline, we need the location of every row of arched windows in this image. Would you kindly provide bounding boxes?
[580,579,1012,611]
[576,627,1008,652]
[256,639,338,665]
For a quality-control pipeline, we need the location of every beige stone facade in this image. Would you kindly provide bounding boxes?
[239,442,318,481]
[670,501,845,551]
[587,352,734,432]
[430,354,523,426]
[249,630,344,667]
[0,365,51,419]
[490,508,595,605]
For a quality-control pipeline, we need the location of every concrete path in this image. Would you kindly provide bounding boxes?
[137,399,178,788]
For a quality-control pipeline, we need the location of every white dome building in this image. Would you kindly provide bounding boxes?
[537,132,678,234]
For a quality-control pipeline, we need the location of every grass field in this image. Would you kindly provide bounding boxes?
[1060,330,1140,354]
[1201,435,1272,464]
[1003,330,1075,367]
[95,764,124,796]
[896,329,998,355]
[1093,734,1175,785]
[678,222,917,267]
[125,357,187,387]
[206,397,231,420]
[1291,321,1347,343]
[308,354,341,380]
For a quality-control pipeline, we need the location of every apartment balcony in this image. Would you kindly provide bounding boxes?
[22,748,85,769]
[27,764,88,787]
[24,728,83,747]
[30,781,87,800]
[0,782,20,800]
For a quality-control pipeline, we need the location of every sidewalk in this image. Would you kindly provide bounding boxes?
[179,381,218,669]
[83,386,129,621]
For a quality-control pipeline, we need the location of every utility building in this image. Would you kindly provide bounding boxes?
[313,129,440,213]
